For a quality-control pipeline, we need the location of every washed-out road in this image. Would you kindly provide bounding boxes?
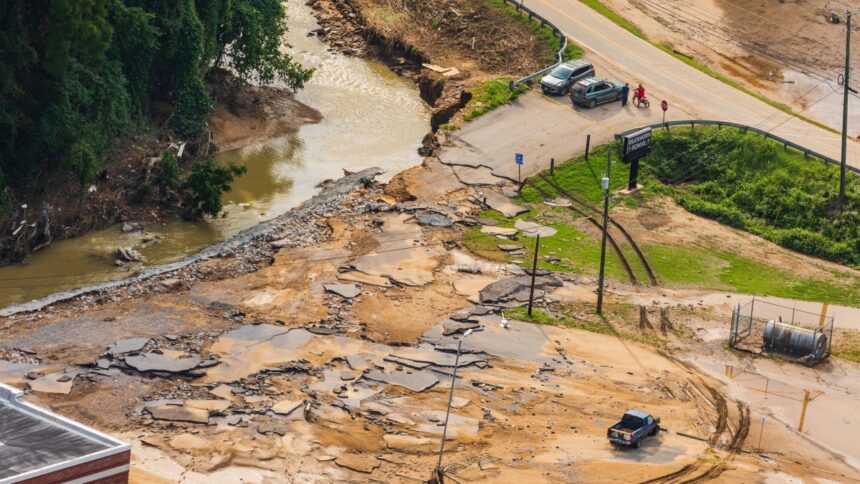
[439,0,860,183]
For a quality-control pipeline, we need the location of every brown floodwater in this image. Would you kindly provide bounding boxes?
[0,0,430,309]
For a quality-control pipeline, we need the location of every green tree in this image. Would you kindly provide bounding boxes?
[43,0,113,75]
[0,0,312,224]
[108,1,158,109]
[215,0,313,89]
[170,0,213,136]
[158,152,181,196]
[181,158,246,220]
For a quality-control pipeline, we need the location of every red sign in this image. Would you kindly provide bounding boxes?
[661,100,668,112]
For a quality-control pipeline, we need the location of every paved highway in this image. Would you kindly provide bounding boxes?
[439,0,860,182]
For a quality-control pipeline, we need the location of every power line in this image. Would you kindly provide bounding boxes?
[638,0,860,93]
[638,0,834,81]
[610,80,835,193]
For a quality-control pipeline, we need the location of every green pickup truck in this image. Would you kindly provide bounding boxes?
[570,77,625,108]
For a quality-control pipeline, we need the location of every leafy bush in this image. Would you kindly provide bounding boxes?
[181,159,246,220]
[158,153,181,196]
[677,197,748,230]
[644,127,860,266]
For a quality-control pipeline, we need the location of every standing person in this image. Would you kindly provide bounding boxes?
[621,83,630,107]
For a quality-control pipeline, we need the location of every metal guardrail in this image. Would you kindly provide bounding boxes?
[504,0,569,90]
[615,120,860,174]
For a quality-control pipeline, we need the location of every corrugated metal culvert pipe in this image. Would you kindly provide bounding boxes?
[763,320,828,364]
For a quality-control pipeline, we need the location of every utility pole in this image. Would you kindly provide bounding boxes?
[840,11,853,204]
[798,390,811,433]
[434,329,473,483]
[527,234,541,316]
[596,150,612,314]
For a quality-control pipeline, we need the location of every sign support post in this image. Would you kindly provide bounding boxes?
[661,100,668,127]
[621,127,653,191]
[515,153,524,185]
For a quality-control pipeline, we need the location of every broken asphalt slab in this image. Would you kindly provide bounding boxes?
[145,400,210,424]
[271,399,304,416]
[475,191,528,218]
[363,369,439,392]
[481,225,518,237]
[107,337,150,355]
[125,350,202,374]
[416,212,454,228]
[390,344,487,368]
[478,275,563,305]
[335,453,380,474]
[515,219,557,238]
[352,246,444,287]
[324,283,362,299]
[28,371,77,394]
[422,315,557,364]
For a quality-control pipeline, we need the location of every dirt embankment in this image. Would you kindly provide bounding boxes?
[0,71,320,267]
[208,70,322,152]
[307,0,553,129]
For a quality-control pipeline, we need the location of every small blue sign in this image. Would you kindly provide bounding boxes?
[515,153,524,165]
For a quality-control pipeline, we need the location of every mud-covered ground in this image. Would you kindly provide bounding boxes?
[2,152,860,482]
[3,1,860,481]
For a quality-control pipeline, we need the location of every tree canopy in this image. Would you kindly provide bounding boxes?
[0,0,312,208]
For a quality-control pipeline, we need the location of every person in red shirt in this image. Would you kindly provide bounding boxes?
[634,84,646,103]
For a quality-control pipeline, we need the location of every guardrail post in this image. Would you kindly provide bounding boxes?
[585,134,591,160]
[550,158,555,175]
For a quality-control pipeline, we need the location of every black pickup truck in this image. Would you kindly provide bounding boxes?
[607,409,660,448]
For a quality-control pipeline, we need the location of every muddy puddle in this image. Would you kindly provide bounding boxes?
[779,70,860,138]
[0,0,430,309]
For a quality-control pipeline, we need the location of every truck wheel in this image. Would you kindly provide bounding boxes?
[632,440,640,449]
[651,427,659,436]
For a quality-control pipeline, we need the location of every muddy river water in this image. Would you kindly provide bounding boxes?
[0,0,430,309]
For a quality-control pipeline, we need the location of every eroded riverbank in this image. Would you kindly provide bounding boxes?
[0,0,430,309]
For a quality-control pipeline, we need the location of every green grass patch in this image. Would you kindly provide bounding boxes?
[519,142,630,205]
[506,306,668,347]
[463,78,528,122]
[462,222,632,280]
[470,132,860,306]
[577,0,836,134]
[832,329,860,363]
[643,244,860,306]
[578,0,645,40]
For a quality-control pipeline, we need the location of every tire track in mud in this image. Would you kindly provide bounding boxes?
[525,179,640,285]
[536,173,659,286]
[642,351,751,483]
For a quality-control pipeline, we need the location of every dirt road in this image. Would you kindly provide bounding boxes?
[439,0,860,183]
